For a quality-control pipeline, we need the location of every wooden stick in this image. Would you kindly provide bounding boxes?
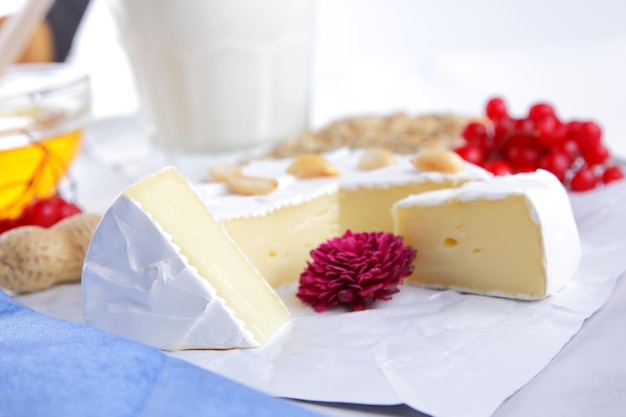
[0,0,55,79]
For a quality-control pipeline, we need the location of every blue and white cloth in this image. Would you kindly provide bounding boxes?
[0,290,318,417]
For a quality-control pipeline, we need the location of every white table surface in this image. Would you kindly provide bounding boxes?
[46,1,626,415]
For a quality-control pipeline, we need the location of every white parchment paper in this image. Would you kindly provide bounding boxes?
[169,180,626,417]
[16,179,626,417]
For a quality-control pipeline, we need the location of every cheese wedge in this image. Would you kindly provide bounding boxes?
[82,167,289,350]
[393,170,581,299]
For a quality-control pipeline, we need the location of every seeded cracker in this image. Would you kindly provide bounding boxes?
[263,112,470,158]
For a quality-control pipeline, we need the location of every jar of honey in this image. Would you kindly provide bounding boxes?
[0,64,90,220]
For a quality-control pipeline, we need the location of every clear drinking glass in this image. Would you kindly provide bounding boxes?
[107,0,317,155]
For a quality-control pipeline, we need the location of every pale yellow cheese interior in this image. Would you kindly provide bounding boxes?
[222,178,473,290]
[394,195,547,298]
[124,168,289,345]
[223,192,339,288]
[339,179,463,233]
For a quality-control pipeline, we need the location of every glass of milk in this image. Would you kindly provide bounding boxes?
[107,0,316,154]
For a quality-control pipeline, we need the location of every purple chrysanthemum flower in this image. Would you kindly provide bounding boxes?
[297,230,417,312]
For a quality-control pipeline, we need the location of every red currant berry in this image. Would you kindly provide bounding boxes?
[500,133,538,160]
[536,117,566,147]
[0,217,23,234]
[462,122,489,144]
[485,97,508,121]
[539,151,570,183]
[554,139,582,163]
[601,165,624,184]
[455,144,486,166]
[566,120,583,140]
[528,102,556,123]
[570,167,598,192]
[583,143,610,166]
[513,166,537,174]
[59,200,82,219]
[18,195,82,228]
[493,116,514,143]
[483,159,513,176]
[19,197,60,228]
[576,121,602,151]
[507,145,543,170]
[513,118,535,133]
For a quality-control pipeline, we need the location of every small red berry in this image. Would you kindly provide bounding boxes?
[567,120,603,152]
[536,117,566,147]
[583,143,610,166]
[507,145,543,170]
[455,144,486,166]
[578,121,602,151]
[19,197,60,228]
[513,166,537,174]
[500,133,539,162]
[528,102,556,123]
[554,139,582,163]
[602,165,624,184]
[462,122,489,143]
[566,120,583,141]
[483,159,513,176]
[59,200,82,219]
[513,118,534,132]
[570,167,598,192]
[539,151,570,183]
[16,195,82,229]
[0,217,23,234]
[485,97,508,121]
[493,116,514,143]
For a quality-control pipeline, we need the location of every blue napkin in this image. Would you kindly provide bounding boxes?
[0,290,319,417]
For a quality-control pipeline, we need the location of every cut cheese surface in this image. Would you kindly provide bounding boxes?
[82,167,289,350]
[338,150,490,233]
[339,179,463,233]
[223,191,339,288]
[393,170,581,300]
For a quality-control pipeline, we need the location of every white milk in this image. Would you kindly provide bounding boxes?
[108,0,316,153]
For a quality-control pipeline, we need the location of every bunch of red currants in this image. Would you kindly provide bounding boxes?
[0,195,82,234]
[455,97,624,192]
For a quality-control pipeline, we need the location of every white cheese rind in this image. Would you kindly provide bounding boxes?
[199,148,491,223]
[82,195,258,350]
[394,170,581,299]
[198,180,338,223]
[337,150,491,191]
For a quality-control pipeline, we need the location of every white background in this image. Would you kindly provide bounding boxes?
[71,0,626,157]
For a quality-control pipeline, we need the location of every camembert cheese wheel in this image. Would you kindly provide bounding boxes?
[199,148,490,288]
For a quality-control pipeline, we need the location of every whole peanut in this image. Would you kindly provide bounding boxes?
[0,213,101,293]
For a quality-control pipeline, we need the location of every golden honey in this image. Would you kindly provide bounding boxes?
[0,64,90,221]
[0,128,82,219]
